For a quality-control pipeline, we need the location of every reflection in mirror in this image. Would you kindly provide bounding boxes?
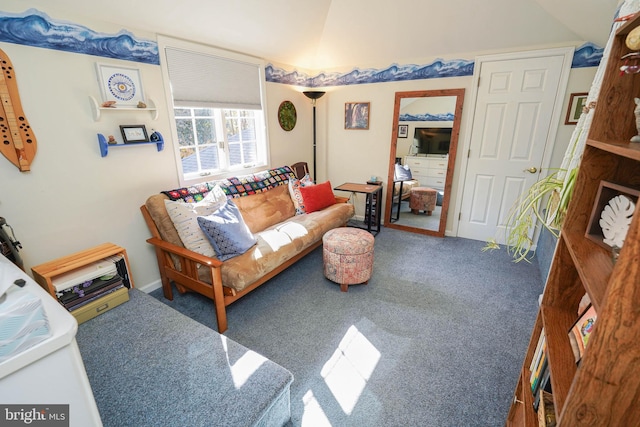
[384,89,464,237]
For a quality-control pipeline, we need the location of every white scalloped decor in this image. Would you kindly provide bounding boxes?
[599,195,636,248]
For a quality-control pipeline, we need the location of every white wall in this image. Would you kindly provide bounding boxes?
[0,41,177,289]
[0,4,596,289]
[265,85,314,171]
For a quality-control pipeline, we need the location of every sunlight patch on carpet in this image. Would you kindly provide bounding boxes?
[221,337,267,388]
[301,390,332,426]
[321,325,381,414]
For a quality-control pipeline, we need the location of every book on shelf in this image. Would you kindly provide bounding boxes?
[105,253,131,288]
[529,331,546,388]
[51,258,118,292]
[58,274,123,305]
[529,329,545,372]
[51,253,130,293]
[568,304,597,364]
[533,362,551,411]
[537,390,556,427]
[531,353,547,396]
[62,278,124,310]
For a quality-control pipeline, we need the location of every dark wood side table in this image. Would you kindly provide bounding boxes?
[365,180,383,227]
[334,182,382,234]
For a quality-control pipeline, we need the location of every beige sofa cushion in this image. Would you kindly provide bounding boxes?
[145,193,184,249]
[232,185,296,234]
[202,201,355,292]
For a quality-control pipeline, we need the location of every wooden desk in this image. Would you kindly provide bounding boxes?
[334,182,382,234]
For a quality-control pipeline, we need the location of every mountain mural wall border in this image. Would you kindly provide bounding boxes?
[0,9,159,64]
[0,9,601,84]
[266,43,603,87]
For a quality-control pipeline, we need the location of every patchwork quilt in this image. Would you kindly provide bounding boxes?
[162,166,295,202]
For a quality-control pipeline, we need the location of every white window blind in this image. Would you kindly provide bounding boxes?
[165,47,263,110]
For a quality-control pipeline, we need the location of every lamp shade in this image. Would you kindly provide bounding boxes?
[303,91,326,100]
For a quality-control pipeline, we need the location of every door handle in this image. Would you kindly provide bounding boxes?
[524,167,538,174]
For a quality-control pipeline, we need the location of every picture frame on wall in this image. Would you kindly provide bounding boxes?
[345,102,370,130]
[398,124,409,138]
[565,92,588,125]
[97,63,145,107]
[120,125,149,143]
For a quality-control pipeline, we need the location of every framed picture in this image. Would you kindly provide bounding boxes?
[565,92,588,125]
[96,63,145,107]
[120,125,149,143]
[585,180,639,249]
[345,102,370,130]
[398,124,409,138]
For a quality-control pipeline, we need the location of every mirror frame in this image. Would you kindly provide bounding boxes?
[384,89,465,237]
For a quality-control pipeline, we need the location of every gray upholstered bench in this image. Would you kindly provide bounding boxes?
[75,289,293,427]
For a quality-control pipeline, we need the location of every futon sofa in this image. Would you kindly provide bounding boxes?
[141,166,354,333]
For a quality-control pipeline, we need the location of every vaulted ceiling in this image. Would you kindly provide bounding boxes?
[24,0,620,70]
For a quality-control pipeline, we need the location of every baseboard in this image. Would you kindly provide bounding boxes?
[136,279,162,294]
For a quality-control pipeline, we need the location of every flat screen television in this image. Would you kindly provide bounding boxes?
[413,127,452,155]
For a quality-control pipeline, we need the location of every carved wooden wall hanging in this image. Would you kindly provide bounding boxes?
[0,48,37,172]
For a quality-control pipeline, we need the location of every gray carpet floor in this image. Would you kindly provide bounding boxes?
[150,227,543,427]
[392,200,442,230]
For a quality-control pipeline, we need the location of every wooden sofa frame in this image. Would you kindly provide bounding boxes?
[140,198,348,333]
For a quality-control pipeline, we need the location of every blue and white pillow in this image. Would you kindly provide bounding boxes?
[197,200,257,261]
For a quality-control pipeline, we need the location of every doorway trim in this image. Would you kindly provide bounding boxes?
[452,47,575,245]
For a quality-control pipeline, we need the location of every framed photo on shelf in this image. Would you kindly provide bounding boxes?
[398,124,409,138]
[585,180,639,250]
[565,92,588,125]
[345,102,370,130]
[96,63,145,107]
[120,125,149,143]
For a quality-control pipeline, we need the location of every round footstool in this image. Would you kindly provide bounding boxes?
[410,186,437,215]
[322,228,374,292]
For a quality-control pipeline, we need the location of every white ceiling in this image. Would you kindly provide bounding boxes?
[23,0,620,70]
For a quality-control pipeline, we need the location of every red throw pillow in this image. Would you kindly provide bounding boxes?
[298,181,336,213]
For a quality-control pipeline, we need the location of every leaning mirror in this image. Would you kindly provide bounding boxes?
[384,89,465,237]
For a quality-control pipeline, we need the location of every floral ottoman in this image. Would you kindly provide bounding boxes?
[322,228,374,292]
[410,186,437,215]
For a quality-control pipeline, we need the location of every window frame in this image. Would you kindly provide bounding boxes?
[158,36,270,186]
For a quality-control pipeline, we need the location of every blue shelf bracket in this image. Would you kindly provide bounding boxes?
[150,131,165,152]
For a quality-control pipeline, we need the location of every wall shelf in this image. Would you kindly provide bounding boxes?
[89,95,158,121]
[97,132,164,157]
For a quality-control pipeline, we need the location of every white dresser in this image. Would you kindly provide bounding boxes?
[0,254,102,426]
[404,155,448,191]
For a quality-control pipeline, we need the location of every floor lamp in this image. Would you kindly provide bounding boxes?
[303,91,325,182]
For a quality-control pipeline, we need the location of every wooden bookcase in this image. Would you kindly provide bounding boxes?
[506,13,640,427]
[31,242,134,323]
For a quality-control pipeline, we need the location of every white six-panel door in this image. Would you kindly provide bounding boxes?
[457,49,573,244]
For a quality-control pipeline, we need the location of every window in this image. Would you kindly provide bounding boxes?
[158,36,268,183]
[175,108,263,177]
